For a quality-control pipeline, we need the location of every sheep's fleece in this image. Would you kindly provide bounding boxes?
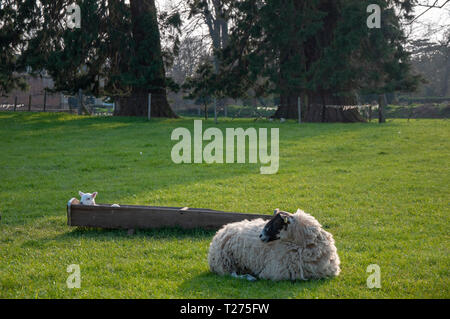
[208,209,340,281]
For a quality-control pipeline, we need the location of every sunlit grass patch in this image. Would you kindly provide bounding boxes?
[0,112,449,298]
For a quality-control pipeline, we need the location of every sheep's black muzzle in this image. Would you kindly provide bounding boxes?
[259,231,272,243]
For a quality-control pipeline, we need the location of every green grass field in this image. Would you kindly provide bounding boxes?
[0,112,448,298]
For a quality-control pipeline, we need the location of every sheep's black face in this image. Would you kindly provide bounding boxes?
[259,209,291,242]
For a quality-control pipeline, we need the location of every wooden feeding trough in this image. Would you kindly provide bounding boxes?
[67,198,271,231]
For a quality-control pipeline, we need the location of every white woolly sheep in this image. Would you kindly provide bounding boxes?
[208,208,340,281]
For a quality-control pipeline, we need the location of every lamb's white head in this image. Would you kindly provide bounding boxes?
[79,191,97,205]
[259,208,295,242]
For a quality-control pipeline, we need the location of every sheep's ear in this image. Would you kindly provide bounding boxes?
[295,208,304,214]
[79,191,84,196]
[283,213,294,224]
[92,192,98,198]
[273,208,280,215]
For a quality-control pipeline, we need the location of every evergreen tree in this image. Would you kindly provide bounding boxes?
[195,0,421,122]
[1,0,180,117]
[182,62,217,119]
[0,0,37,95]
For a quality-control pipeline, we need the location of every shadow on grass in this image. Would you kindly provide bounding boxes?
[50,226,217,241]
[1,110,391,133]
[177,271,332,298]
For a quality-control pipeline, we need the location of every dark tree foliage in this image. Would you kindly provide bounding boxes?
[193,0,421,122]
[182,62,217,119]
[0,0,38,95]
[1,0,181,117]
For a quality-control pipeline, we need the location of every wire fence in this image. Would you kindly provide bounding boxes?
[174,97,378,122]
[175,104,278,120]
[0,91,114,115]
[1,89,381,121]
[0,92,65,112]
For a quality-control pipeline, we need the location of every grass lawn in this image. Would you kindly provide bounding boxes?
[0,112,448,298]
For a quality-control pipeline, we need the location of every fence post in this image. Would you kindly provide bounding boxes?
[43,91,47,111]
[14,96,17,112]
[60,93,64,110]
[298,96,301,124]
[148,93,151,121]
[78,89,83,115]
[28,95,32,111]
[214,97,217,123]
[68,96,73,112]
[378,94,386,123]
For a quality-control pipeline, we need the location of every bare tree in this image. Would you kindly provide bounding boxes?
[169,36,210,82]
[406,2,450,97]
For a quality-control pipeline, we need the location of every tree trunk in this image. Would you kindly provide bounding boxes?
[274,95,301,119]
[441,53,449,96]
[272,0,365,123]
[115,89,176,117]
[274,91,365,122]
[204,101,208,120]
[378,94,386,123]
[115,0,177,117]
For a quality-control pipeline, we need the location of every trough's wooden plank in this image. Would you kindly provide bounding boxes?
[67,203,271,230]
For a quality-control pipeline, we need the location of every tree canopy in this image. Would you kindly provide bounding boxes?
[187,0,422,121]
[0,0,181,116]
[1,0,431,121]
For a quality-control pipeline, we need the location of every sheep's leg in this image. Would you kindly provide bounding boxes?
[243,274,257,281]
[231,272,257,282]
